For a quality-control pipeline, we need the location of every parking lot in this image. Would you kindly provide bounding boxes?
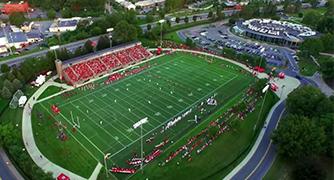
[179,23,293,67]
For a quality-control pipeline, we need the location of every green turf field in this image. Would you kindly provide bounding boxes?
[32,52,255,178]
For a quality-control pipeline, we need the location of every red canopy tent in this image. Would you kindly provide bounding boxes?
[254,66,265,73]
[57,173,70,180]
[156,47,162,55]
[270,83,279,92]
[278,72,285,79]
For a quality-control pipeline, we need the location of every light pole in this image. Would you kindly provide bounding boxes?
[106,28,114,48]
[133,117,148,172]
[254,84,269,131]
[50,45,60,60]
[280,85,286,99]
[104,153,111,177]
[259,47,266,68]
[159,19,165,48]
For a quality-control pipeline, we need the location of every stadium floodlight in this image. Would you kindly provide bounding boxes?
[133,117,148,171]
[106,28,114,48]
[255,84,270,131]
[50,45,60,60]
[104,153,111,177]
[158,19,165,48]
[262,84,269,93]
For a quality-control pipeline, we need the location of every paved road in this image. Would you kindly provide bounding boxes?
[230,101,286,180]
[0,35,101,67]
[0,148,23,180]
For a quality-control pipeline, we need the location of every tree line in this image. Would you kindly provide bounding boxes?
[272,86,334,179]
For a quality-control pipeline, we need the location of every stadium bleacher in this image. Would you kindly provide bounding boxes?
[62,44,152,84]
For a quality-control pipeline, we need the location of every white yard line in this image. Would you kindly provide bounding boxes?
[73,101,133,144]
[40,104,102,162]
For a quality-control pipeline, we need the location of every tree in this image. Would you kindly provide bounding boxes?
[1,87,12,99]
[113,20,138,43]
[208,11,213,18]
[47,9,56,19]
[320,33,334,52]
[6,72,16,81]
[300,38,324,56]
[15,71,25,83]
[9,12,26,27]
[192,15,198,22]
[3,79,14,93]
[320,58,334,81]
[184,16,189,23]
[216,5,224,20]
[84,40,94,54]
[272,115,326,159]
[0,124,19,147]
[147,24,152,31]
[89,26,102,36]
[175,17,180,24]
[185,37,195,48]
[286,86,333,117]
[57,48,71,61]
[61,7,71,18]
[302,10,321,27]
[146,14,154,23]
[12,79,22,91]
[315,113,334,157]
[96,36,110,51]
[1,64,10,73]
[229,18,237,25]
[292,159,326,180]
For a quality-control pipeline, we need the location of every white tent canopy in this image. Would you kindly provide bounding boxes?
[18,96,27,107]
[34,74,46,87]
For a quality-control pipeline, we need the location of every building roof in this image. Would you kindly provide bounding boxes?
[58,20,78,27]
[239,19,316,42]
[135,0,165,7]
[26,32,43,39]
[7,32,27,43]
[0,25,12,38]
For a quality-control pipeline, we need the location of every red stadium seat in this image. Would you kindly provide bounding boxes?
[62,44,152,84]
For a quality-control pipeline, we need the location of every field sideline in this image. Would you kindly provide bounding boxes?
[31,52,255,178]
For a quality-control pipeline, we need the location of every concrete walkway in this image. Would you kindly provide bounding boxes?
[22,78,91,180]
[307,72,334,97]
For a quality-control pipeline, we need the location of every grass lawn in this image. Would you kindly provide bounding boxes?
[298,55,319,76]
[264,155,334,180]
[31,52,262,179]
[298,55,334,76]
[264,155,293,180]
[163,32,184,44]
[130,91,278,180]
[0,84,38,125]
[37,86,64,101]
[0,98,9,114]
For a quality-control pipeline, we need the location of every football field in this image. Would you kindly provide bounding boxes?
[32,52,255,178]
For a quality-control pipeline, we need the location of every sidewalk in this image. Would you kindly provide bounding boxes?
[21,78,91,180]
